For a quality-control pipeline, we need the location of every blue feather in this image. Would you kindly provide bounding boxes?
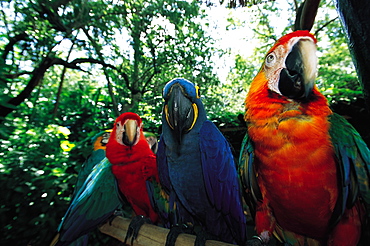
[157,78,247,244]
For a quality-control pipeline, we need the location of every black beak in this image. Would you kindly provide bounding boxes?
[165,84,196,142]
[279,39,317,100]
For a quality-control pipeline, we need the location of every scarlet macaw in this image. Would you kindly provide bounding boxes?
[51,113,159,245]
[239,30,370,245]
[105,112,160,242]
[157,78,247,245]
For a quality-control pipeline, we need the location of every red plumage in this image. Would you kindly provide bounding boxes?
[243,31,367,245]
[106,112,159,223]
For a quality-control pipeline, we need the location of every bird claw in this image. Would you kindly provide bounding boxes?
[165,224,193,246]
[193,225,217,246]
[107,210,124,226]
[246,236,266,246]
[166,224,216,246]
[124,215,151,245]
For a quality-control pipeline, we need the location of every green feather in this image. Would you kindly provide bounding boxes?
[72,149,106,199]
[146,177,175,228]
[238,131,261,217]
[329,113,370,214]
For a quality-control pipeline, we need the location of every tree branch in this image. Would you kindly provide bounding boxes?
[294,0,320,31]
[2,32,28,60]
[0,55,117,123]
[99,216,235,246]
[82,27,120,116]
[314,17,338,35]
[53,40,75,117]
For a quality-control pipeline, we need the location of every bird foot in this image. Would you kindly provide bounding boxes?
[192,225,217,246]
[107,209,125,226]
[165,224,193,246]
[246,236,267,246]
[124,215,151,245]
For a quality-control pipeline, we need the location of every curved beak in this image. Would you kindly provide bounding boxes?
[165,84,196,142]
[279,38,317,100]
[123,119,138,147]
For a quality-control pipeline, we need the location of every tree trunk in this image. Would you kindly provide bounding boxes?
[335,0,370,113]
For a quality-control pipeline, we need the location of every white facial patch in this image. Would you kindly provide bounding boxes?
[115,121,125,145]
[265,36,317,96]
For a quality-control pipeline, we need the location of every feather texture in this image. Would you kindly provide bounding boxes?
[239,30,370,245]
[52,158,123,246]
[157,78,246,244]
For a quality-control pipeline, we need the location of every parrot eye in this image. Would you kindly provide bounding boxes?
[265,53,276,67]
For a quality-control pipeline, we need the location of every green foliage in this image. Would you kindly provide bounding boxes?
[226,0,363,107]
[0,120,77,245]
[0,0,218,244]
[316,17,363,104]
[0,0,367,245]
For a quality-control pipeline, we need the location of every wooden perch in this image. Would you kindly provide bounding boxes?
[99,216,235,246]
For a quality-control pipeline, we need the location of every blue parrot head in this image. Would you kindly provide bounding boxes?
[162,78,202,141]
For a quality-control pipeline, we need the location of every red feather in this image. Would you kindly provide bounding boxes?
[106,112,159,223]
[244,31,366,245]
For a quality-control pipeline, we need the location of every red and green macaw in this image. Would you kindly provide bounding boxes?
[144,131,158,154]
[239,30,370,245]
[51,113,160,245]
[106,112,160,228]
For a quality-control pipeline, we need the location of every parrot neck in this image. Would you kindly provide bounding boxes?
[245,82,332,123]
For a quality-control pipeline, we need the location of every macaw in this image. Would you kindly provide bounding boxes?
[72,129,112,197]
[105,112,160,241]
[144,131,158,154]
[51,112,160,246]
[239,30,370,246]
[92,129,112,151]
[157,78,247,245]
[50,129,122,246]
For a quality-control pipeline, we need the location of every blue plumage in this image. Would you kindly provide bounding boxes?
[157,78,247,244]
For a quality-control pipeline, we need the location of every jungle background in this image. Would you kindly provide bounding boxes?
[1,0,369,245]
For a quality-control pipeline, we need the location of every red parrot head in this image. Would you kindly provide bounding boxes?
[106,112,153,165]
[112,112,143,147]
[253,30,318,101]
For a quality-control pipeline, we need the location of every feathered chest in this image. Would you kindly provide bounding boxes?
[246,99,334,170]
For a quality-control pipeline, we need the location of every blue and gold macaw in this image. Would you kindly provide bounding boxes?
[156,78,247,245]
[72,129,112,196]
[50,129,124,246]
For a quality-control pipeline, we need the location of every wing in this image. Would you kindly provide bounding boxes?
[329,113,370,215]
[55,158,123,245]
[72,149,106,199]
[156,135,172,195]
[153,134,178,227]
[146,177,176,229]
[199,120,246,244]
[238,130,262,217]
